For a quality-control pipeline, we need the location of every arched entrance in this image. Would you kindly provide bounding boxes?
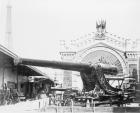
[82,50,123,75]
[78,46,127,76]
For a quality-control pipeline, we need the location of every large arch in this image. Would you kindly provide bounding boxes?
[82,50,123,75]
[77,46,127,76]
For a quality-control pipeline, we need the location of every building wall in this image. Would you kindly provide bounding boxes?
[60,21,140,88]
[139,57,140,82]
[60,40,140,89]
[0,66,17,90]
[72,72,83,90]
[0,68,4,89]
[0,58,26,91]
[60,52,76,88]
[4,68,17,83]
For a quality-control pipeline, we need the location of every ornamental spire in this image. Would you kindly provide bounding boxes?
[96,19,106,33]
[95,19,106,40]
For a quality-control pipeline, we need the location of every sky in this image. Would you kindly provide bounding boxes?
[0,0,140,60]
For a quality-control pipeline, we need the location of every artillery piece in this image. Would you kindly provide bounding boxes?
[14,58,136,106]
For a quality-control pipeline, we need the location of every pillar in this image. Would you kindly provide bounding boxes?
[60,52,76,88]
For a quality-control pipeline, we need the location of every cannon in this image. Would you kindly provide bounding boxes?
[14,58,119,94]
[14,58,136,106]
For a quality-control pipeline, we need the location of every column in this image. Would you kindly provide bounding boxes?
[60,52,76,88]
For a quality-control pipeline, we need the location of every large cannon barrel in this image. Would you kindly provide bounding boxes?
[96,63,118,75]
[14,58,118,75]
[14,58,90,71]
[14,58,119,93]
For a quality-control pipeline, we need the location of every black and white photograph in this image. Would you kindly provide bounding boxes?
[0,0,140,113]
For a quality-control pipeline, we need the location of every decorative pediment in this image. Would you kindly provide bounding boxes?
[77,42,125,54]
[60,21,140,58]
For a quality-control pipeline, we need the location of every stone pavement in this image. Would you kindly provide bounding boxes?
[39,106,140,113]
[0,99,48,113]
[0,99,140,113]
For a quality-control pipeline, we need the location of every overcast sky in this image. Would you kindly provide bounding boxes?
[0,0,140,60]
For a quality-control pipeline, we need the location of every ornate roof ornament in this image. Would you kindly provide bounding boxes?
[95,19,106,40]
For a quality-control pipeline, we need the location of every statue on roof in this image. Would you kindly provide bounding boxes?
[96,19,106,33]
[95,19,106,40]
